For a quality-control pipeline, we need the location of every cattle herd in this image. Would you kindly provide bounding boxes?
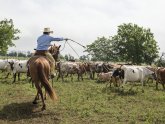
[0,59,28,82]
[0,58,165,91]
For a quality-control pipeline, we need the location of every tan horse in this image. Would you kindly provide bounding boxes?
[28,44,61,110]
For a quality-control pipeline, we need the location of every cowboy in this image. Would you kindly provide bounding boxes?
[35,27,68,78]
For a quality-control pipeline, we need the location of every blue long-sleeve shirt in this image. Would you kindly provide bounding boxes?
[36,34,64,50]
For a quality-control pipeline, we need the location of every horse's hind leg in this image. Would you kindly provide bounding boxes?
[33,90,39,104]
[33,82,46,110]
[37,86,46,110]
[33,83,40,104]
[39,89,46,111]
[44,89,47,100]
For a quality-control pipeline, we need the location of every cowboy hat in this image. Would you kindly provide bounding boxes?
[43,28,53,33]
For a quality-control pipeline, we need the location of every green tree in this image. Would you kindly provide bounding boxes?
[85,37,114,61]
[112,23,159,64]
[8,51,17,56]
[18,52,26,57]
[27,51,33,57]
[79,55,88,61]
[0,19,20,54]
[155,52,165,67]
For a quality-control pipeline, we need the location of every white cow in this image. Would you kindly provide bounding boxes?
[0,59,10,70]
[12,60,28,82]
[120,65,155,91]
[0,59,14,78]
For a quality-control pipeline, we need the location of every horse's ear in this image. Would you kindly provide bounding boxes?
[54,44,55,46]
[58,45,61,48]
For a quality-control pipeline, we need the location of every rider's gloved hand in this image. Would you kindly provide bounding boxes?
[64,38,69,41]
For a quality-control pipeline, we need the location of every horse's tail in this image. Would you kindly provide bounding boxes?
[37,63,57,101]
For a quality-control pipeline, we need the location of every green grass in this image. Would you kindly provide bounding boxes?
[0,74,165,124]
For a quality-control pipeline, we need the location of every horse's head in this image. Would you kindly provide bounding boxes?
[49,44,61,61]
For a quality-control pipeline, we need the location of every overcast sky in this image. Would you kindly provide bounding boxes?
[0,0,165,58]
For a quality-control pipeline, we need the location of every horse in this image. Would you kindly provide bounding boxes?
[28,44,61,110]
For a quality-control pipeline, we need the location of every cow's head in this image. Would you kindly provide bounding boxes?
[151,72,157,80]
[96,63,103,73]
[112,68,124,79]
[146,67,157,80]
[8,61,14,71]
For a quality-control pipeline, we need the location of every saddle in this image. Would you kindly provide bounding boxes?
[28,50,51,64]
[34,50,48,56]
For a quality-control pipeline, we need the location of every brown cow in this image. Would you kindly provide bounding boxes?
[156,67,165,90]
[56,61,80,82]
[97,72,112,82]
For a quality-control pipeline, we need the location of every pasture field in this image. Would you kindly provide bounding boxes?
[0,73,165,124]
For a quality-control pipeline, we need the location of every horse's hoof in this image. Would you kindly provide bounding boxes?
[41,106,46,111]
[32,101,38,104]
